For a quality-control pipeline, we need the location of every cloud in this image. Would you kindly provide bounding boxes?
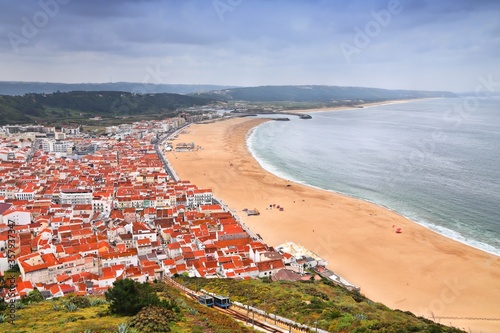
[0,0,499,91]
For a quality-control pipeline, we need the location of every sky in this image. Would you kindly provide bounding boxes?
[0,0,499,92]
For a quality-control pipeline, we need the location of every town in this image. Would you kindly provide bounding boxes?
[0,115,332,303]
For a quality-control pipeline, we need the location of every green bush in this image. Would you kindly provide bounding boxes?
[21,289,44,304]
[64,302,78,312]
[68,295,91,308]
[105,279,160,316]
[129,305,176,333]
[89,297,108,306]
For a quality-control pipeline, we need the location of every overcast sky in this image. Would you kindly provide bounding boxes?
[1,0,499,92]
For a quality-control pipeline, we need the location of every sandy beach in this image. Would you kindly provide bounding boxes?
[284,98,435,114]
[166,117,500,333]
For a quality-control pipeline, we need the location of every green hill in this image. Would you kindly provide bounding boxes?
[1,278,465,333]
[0,81,238,96]
[0,282,257,333]
[0,91,214,126]
[0,85,459,126]
[176,276,465,333]
[193,85,457,103]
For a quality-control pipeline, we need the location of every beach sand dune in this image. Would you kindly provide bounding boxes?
[166,117,500,333]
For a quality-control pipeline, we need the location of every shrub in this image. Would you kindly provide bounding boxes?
[117,322,130,333]
[63,315,80,323]
[105,278,160,316]
[129,305,176,333]
[21,289,44,304]
[158,298,180,313]
[68,295,91,308]
[321,308,341,320]
[64,302,78,312]
[351,290,365,303]
[89,297,108,306]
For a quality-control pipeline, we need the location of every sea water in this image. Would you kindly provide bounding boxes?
[247,97,500,256]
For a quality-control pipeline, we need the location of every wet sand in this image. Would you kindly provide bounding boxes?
[166,117,500,333]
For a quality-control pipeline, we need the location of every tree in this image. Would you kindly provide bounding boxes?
[21,289,44,304]
[105,278,159,316]
[6,263,20,272]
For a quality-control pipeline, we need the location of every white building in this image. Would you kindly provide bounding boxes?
[61,126,80,136]
[193,189,213,206]
[3,207,31,225]
[92,196,113,214]
[41,139,74,154]
[60,189,93,206]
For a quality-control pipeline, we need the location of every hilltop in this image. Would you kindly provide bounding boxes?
[0,81,237,96]
[0,84,458,126]
[191,85,457,103]
[0,91,214,126]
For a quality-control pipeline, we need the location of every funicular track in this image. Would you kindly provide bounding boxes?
[164,277,321,333]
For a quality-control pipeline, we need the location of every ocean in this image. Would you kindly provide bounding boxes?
[247,97,500,256]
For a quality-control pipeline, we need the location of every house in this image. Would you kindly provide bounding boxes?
[136,238,152,256]
[132,222,157,243]
[123,207,137,223]
[167,242,182,258]
[17,252,99,284]
[16,280,35,298]
[97,266,121,288]
[219,223,247,241]
[49,283,75,297]
[0,202,12,222]
[72,204,93,216]
[3,206,31,225]
[117,233,134,249]
[256,259,285,278]
[100,249,138,268]
[272,269,303,282]
[199,204,225,215]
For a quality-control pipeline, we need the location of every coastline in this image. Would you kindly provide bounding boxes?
[246,128,500,257]
[283,98,438,114]
[166,117,500,333]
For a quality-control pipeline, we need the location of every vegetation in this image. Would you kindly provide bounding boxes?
[0,281,258,333]
[175,276,466,333]
[20,289,44,304]
[128,305,176,332]
[0,91,214,126]
[1,84,459,126]
[0,295,123,333]
[104,278,177,316]
[1,278,466,332]
[193,85,457,102]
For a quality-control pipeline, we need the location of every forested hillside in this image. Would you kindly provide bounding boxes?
[0,91,214,125]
